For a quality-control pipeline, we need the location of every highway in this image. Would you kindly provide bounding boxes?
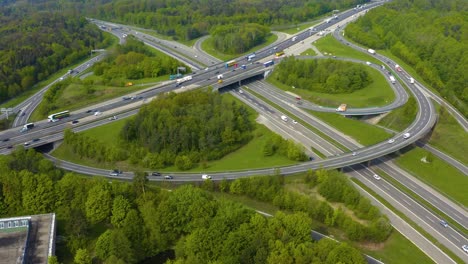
[0,1,466,261]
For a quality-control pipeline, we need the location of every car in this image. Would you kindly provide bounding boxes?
[86,109,93,113]
[151,172,161,176]
[20,127,28,133]
[373,174,381,180]
[108,116,117,121]
[388,139,395,144]
[352,152,357,156]
[403,132,411,139]
[71,120,79,124]
[2,138,9,142]
[292,120,298,124]
[59,77,63,81]
[6,145,13,149]
[462,245,468,253]
[439,220,448,228]
[24,142,30,146]
[202,174,211,180]
[32,138,40,142]
[164,175,173,180]
[366,61,371,65]
[122,96,130,100]
[239,90,244,94]
[21,112,26,117]
[109,171,119,176]
[94,111,102,116]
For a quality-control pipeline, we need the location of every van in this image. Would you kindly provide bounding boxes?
[281,115,288,122]
[202,174,211,180]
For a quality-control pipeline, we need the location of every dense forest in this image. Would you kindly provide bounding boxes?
[345,0,468,116]
[0,5,108,103]
[0,148,388,263]
[211,23,270,54]
[274,57,372,93]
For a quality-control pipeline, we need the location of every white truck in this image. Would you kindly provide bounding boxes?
[367,49,376,54]
[389,76,396,84]
[336,104,347,112]
[176,75,192,84]
[281,115,288,122]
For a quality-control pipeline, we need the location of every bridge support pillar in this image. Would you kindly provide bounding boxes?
[238,80,241,87]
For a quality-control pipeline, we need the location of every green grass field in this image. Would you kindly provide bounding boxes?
[309,112,392,146]
[395,147,468,207]
[428,106,468,165]
[201,33,278,61]
[300,48,317,56]
[359,230,434,264]
[267,65,395,108]
[314,34,382,65]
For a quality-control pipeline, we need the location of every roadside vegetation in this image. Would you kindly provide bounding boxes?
[0,149,400,264]
[314,34,381,64]
[346,0,468,117]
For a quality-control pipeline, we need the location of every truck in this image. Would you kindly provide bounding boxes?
[225,59,237,68]
[281,115,288,122]
[367,49,376,54]
[389,76,396,84]
[246,53,256,61]
[264,60,274,67]
[169,73,183,80]
[176,75,192,84]
[336,104,347,112]
[20,123,34,132]
[395,64,402,72]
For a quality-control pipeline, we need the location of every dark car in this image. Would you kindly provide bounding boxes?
[71,120,79,124]
[2,138,9,142]
[6,145,13,149]
[151,172,161,176]
[164,175,173,180]
[32,138,40,142]
[21,112,26,117]
[86,110,93,113]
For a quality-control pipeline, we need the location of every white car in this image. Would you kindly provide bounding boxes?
[202,174,212,180]
[388,138,395,144]
[373,174,381,180]
[94,111,102,116]
[462,245,468,253]
[292,120,298,124]
[352,152,357,156]
[403,132,411,139]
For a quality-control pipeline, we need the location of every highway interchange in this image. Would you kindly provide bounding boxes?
[0,1,466,262]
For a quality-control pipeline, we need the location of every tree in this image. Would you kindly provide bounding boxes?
[111,195,132,228]
[85,182,112,224]
[95,229,135,263]
[74,248,92,264]
[132,171,148,197]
